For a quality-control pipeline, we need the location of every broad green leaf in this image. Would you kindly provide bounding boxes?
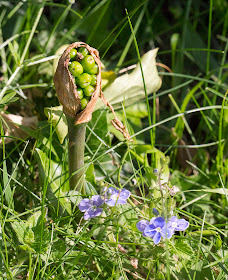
[35,148,71,215]
[44,106,68,144]
[95,48,162,110]
[11,221,27,245]
[27,210,42,229]
[86,109,110,151]
[175,239,194,260]
[101,70,117,89]
[85,163,96,187]
[24,227,35,245]
[118,203,138,230]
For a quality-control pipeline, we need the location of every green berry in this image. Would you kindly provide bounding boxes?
[83,85,94,97]
[81,55,95,71]
[76,73,92,88]
[78,47,89,57]
[90,75,97,86]
[69,61,83,77]
[86,64,99,75]
[70,48,77,60]
[81,98,88,110]
[77,88,84,99]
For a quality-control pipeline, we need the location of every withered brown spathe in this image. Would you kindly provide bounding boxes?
[53,42,102,124]
[54,42,131,140]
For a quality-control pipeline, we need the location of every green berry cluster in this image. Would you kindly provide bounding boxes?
[68,47,99,111]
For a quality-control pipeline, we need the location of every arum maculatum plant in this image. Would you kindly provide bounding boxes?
[54,42,131,194]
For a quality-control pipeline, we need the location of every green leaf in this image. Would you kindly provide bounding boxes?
[44,106,68,144]
[0,92,18,105]
[86,109,110,152]
[85,163,96,187]
[118,203,138,230]
[27,210,42,229]
[11,221,27,245]
[35,148,71,215]
[95,48,162,110]
[175,239,194,260]
[24,227,35,245]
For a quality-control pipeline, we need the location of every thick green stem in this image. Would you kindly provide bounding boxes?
[67,116,87,193]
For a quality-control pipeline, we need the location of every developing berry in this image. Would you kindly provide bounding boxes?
[77,88,84,99]
[81,98,89,110]
[69,61,83,77]
[78,47,89,58]
[90,75,97,86]
[76,73,92,88]
[70,48,77,60]
[83,85,94,97]
[81,55,95,71]
[86,64,98,75]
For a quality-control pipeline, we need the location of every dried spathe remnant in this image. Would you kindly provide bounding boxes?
[54,42,131,140]
[54,42,102,124]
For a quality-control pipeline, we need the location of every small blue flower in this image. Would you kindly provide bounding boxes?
[136,220,149,236]
[167,216,189,232]
[104,187,131,206]
[78,195,104,220]
[144,217,174,244]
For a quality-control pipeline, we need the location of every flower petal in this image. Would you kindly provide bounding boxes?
[84,208,96,219]
[84,211,92,220]
[105,199,116,206]
[116,198,127,205]
[93,208,103,217]
[78,198,92,212]
[152,217,166,228]
[153,232,161,244]
[136,220,149,232]
[91,195,104,207]
[161,227,174,239]
[149,217,156,225]
[119,189,131,200]
[106,187,116,196]
[169,216,178,223]
[175,219,189,231]
[144,224,156,237]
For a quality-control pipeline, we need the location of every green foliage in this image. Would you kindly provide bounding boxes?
[0,0,228,279]
[11,210,51,253]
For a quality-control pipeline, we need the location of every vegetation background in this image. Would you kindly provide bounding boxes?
[0,0,228,279]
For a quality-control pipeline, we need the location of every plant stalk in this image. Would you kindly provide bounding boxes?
[67,115,87,193]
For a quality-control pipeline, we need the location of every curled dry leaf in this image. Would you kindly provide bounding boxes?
[0,112,38,144]
[54,41,102,124]
[53,42,131,140]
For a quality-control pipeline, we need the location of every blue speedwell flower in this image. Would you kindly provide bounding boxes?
[137,216,189,244]
[79,195,104,220]
[144,217,173,244]
[167,216,189,233]
[136,218,156,236]
[104,187,131,206]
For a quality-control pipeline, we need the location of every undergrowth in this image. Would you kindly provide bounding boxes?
[0,0,228,279]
